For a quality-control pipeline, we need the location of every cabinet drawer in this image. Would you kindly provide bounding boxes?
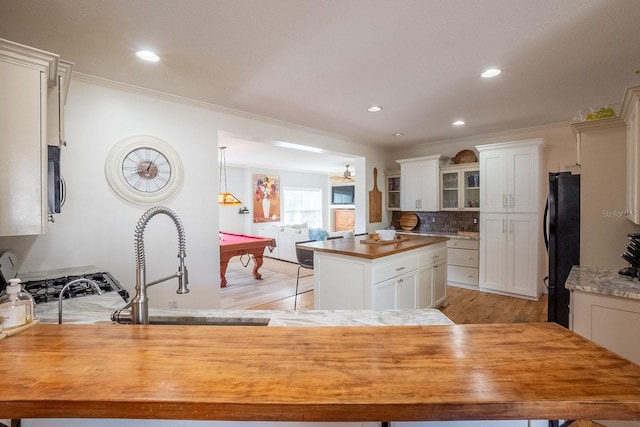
[448,248,479,268]
[373,255,418,283]
[418,247,447,267]
[447,238,479,250]
[447,265,479,286]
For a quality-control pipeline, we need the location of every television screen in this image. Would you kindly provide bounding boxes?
[332,185,355,204]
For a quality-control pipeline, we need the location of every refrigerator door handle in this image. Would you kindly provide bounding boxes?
[543,197,549,252]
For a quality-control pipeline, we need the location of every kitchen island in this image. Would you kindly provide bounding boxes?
[299,235,449,310]
[1,322,640,423]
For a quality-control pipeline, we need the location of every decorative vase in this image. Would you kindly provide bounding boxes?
[262,197,270,219]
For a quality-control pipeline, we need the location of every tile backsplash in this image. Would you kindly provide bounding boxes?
[391,211,479,233]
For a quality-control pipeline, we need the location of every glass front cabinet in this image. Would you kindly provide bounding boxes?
[385,172,401,211]
[440,163,480,211]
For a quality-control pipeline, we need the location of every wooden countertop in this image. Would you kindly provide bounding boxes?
[298,235,448,259]
[1,323,640,421]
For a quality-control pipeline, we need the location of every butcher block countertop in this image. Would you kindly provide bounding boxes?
[299,234,448,259]
[1,322,640,422]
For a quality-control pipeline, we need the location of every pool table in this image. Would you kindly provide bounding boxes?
[218,232,276,287]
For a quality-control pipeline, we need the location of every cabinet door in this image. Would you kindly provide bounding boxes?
[479,213,508,292]
[508,146,540,213]
[480,149,508,213]
[505,213,539,298]
[418,160,439,211]
[431,260,447,307]
[397,273,417,309]
[417,266,433,309]
[386,173,401,211]
[400,162,420,210]
[626,97,640,225]
[0,61,47,236]
[373,279,397,310]
[441,171,459,210]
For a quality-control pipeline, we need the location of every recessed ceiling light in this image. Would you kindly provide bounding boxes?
[367,105,383,112]
[136,50,160,62]
[452,120,466,126]
[392,132,404,137]
[481,68,502,78]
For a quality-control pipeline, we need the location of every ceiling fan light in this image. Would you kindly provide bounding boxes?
[367,105,382,112]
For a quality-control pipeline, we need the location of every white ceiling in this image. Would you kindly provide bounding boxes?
[2,0,640,174]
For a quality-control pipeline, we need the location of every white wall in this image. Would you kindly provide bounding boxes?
[0,75,389,309]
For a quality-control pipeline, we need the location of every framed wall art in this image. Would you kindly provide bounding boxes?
[253,174,280,223]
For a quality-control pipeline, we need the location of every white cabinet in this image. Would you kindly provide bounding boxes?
[418,244,447,308]
[570,289,640,427]
[621,85,640,225]
[373,270,418,310]
[447,238,479,289]
[477,140,542,214]
[440,163,480,211]
[314,242,447,310]
[0,39,58,236]
[479,212,540,298]
[385,171,401,211]
[396,155,448,211]
[571,290,640,365]
[477,139,544,300]
[47,59,74,147]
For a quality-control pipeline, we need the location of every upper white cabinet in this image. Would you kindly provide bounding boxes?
[621,85,640,225]
[477,139,543,213]
[396,155,448,211]
[385,171,401,211]
[47,59,74,147]
[0,38,59,236]
[440,163,480,211]
[477,139,544,300]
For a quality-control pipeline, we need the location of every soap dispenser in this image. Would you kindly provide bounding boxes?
[0,278,35,331]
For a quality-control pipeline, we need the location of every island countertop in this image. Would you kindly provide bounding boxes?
[299,234,448,259]
[1,322,640,421]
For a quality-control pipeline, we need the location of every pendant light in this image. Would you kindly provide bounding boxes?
[218,146,243,206]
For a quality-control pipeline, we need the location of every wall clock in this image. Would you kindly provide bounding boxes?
[105,135,184,205]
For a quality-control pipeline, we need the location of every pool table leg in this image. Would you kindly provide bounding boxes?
[252,254,265,280]
[220,261,228,288]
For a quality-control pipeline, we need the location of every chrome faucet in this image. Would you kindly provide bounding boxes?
[111,206,189,324]
[59,279,104,324]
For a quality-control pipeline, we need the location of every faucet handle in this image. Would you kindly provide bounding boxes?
[177,264,189,294]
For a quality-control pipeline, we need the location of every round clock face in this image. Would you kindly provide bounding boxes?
[122,147,171,193]
[105,135,184,205]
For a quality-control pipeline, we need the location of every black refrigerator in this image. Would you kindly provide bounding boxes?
[544,172,580,328]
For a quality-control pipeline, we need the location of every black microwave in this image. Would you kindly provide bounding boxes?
[48,145,65,214]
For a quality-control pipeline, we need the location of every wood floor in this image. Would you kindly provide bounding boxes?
[221,257,604,427]
[221,258,548,323]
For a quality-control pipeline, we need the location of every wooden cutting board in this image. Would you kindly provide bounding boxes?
[368,167,382,223]
[399,212,419,230]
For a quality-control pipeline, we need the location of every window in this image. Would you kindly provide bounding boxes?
[283,187,323,228]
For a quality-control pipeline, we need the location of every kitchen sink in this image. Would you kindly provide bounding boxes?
[147,316,270,326]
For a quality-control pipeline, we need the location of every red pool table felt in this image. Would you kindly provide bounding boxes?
[218,232,276,287]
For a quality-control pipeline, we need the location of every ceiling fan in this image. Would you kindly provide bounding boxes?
[331,165,355,183]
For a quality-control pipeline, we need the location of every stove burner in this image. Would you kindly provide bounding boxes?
[22,272,129,304]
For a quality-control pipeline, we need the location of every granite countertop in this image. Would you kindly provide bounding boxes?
[36,292,455,326]
[566,266,640,300]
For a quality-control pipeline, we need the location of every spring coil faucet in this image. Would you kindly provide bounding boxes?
[112,206,189,324]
